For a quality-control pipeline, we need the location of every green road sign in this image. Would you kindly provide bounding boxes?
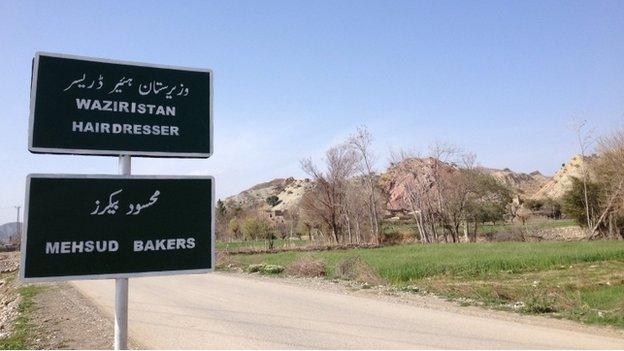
[21,175,214,282]
[29,52,212,157]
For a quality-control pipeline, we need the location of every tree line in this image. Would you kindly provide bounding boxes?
[215,124,624,247]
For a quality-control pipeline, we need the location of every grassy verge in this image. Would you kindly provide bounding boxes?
[221,241,624,328]
[422,260,624,328]
[0,284,44,350]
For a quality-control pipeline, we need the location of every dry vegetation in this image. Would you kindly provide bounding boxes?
[221,240,624,328]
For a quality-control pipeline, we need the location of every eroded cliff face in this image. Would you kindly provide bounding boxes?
[378,157,455,213]
[481,168,549,197]
[532,155,594,200]
[223,177,315,214]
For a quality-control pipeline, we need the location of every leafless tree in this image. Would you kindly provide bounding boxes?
[387,143,509,244]
[588,128,624,239]
[569,119,595,233]
[301,143,359,243]
[349,126,382,243]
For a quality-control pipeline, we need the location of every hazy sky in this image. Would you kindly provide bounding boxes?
[1,0,623,224]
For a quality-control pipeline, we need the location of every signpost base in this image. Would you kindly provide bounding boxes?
[115,155,130,350]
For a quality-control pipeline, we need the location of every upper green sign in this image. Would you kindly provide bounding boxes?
[29,52,212,157]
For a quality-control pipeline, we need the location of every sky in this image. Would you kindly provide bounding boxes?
[0,0,623,224]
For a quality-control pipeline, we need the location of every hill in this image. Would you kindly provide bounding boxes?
[378,158,550,214]
[0,222,20,245]
[379,157,455,213]
[480,167,550,197]
[532,155,593,200]
[223,177,314,215]
[222,156,579,218]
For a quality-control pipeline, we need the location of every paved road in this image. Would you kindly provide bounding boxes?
[72,273,624,349]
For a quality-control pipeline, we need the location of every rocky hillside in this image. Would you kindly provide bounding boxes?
[378,158,551,214]
[222,156,582,217]
[379,157,455,213]
[481,167,550,197]
[223,177,314,214]
[532,154,593,200]
[0,222,20,244]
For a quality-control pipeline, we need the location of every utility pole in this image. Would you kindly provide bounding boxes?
[15,206,21,235]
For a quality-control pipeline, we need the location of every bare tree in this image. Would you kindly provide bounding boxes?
[349,126,382,243]
[428,142,465,242]
[569,119,594,234]
[301,143,359,243]
[588,128,624,239]
[386,143,509,244]
[386,149,453,243]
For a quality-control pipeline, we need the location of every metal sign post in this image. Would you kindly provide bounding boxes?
[115,277,128,350]
[116,155,130,350]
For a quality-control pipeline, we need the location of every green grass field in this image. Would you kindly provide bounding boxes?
[381,218,578,237]
[216,238,309,251]
[477,219,577,234]
[221,241,624,328]
[224,241,624,281]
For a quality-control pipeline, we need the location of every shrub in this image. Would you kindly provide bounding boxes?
[285,256,326,277]
[247,263,284,274]
[263,264,285,274]
[561,177,602,227]
[380,231,403,245]
[333,256,384,285]
[241,216,276,249]
[486,224,527,242]
[266,195,281,207]
[523,295,558,314]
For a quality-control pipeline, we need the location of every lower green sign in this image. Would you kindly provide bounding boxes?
[21,175,214,282]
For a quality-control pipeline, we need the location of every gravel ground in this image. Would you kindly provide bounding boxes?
[0,273,19,341]
[0,252,141,350]
[28,282,142,350]
[0,252,20,342]
[0,252,19,273]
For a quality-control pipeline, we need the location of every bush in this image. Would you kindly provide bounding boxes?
[247,263,284,274]
[285,256,326,277]
[266,195,281,207]
[523,295,558,314]
[486,225,527,242]
[380,230,403,244]
[333,256,384,285]
[561,177,601,227]
[241,216,276,249]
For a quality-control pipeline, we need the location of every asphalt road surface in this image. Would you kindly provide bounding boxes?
[72,273,624,349]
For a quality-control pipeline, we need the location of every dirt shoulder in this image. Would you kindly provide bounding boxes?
[0,251,140,350]
[26,282,142,350]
